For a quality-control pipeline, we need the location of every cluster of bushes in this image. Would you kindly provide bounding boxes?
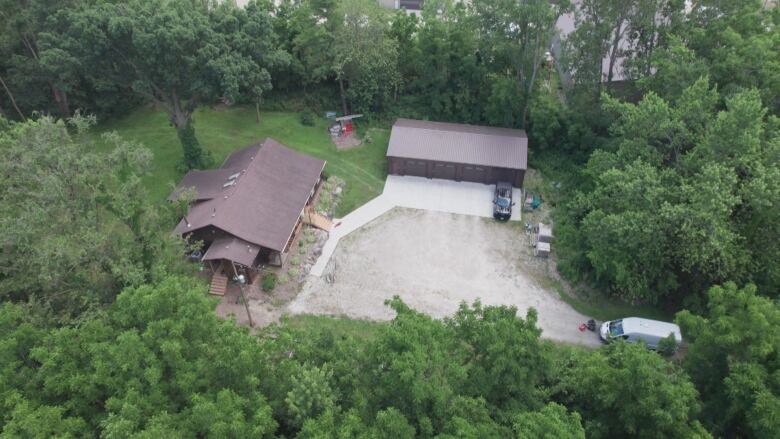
[2,277,776,437]
[299,111,316,126]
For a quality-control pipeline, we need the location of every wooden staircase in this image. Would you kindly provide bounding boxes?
[209,272,228,296]
[303,207,333,231]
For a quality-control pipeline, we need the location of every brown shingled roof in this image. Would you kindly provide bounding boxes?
[201,236,261,267]
[387,118,528,170]
[172,138,326,253]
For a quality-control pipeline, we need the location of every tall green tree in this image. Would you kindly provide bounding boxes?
[562,0,683,95]
[410,0,487,123]
[273,0,337,93]
[566,79,779,303]
[0,276,278,436]
[0,0,78,119]
[684,0,780,113]
[677,282,780,438]
[331,0,400,114]
[552,342,709,438]
[45,0,287,170]
[472,0,571,127]
[513,403,585,439]
[0,116,192,320]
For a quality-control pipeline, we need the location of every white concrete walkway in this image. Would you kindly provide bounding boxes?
[309,176,522,276]
[310,195,395,276]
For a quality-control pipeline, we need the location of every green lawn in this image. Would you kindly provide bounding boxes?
[547,278,673,322]
[95,106,389,217]
[282,315,386,341]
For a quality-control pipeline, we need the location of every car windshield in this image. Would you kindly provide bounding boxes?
[609,320,623,336]
[496,198,511,208]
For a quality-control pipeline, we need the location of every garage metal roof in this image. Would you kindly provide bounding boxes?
[387,119,527,170]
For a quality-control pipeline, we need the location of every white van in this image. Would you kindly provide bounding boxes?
[599,317,682,350]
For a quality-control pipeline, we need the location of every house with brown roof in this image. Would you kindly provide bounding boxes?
[170,138,326,283]
[387,119,528,187]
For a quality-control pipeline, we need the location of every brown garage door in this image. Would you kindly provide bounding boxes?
[491,167,516,184]
[461,165,487,183]
[404,160,427,177]
[431,163,456,180]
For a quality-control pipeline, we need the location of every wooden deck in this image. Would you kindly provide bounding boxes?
[304,208,332,231]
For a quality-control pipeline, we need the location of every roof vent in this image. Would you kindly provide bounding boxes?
[222,179,236,188]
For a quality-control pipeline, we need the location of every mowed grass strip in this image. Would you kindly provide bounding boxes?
[282,315,386,341]
[95,106,389,217]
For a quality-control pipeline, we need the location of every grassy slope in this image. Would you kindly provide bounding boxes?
[95,106,389,217]
[548,279,673,322]
[283,315,385,341]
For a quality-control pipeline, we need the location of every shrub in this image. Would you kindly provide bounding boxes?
[288,268,300,278]
[299,111,315,126]
[657,333,678,357]
[261,273,277,292]
[290,256,301,266]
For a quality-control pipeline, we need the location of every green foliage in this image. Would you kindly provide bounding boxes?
[285,365,335,428]
[448,301,548,412]
[564,79,779,303]
[552,342,709,438]
[299,111,315,126]
[332,0,400,114]
[44,0,287,169]
[261,273,277,292]
[0,117,191,320]
[684,0,780,113]
[176,121,212,171]
[677,282,780,438]
[0,280,732,438]
[485,76,525,128]
[472,0,571,126]
[513,403,585,439]
[637,36,710,102]
[561,0,683,91]
[528,90,566,149]
[407,0,487,124]
[0,277,277,436]
[290,256,301,267]
[0,0,139,121]
[657,333,678,357]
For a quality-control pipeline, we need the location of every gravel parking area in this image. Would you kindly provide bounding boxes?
[289,208,601,347]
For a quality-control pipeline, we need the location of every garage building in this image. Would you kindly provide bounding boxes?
[386,118,528,187]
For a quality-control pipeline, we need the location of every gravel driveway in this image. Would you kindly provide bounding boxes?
[289,208,601,347]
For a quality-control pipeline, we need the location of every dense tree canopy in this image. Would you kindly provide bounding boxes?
[1,0,779,437]
[42,0,287,170]
[0,116,192,321]
[0,286,716,438]
[560,78,780,304]
[677,282,780,438]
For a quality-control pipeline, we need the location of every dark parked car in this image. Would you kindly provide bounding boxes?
[493,182,514,221]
